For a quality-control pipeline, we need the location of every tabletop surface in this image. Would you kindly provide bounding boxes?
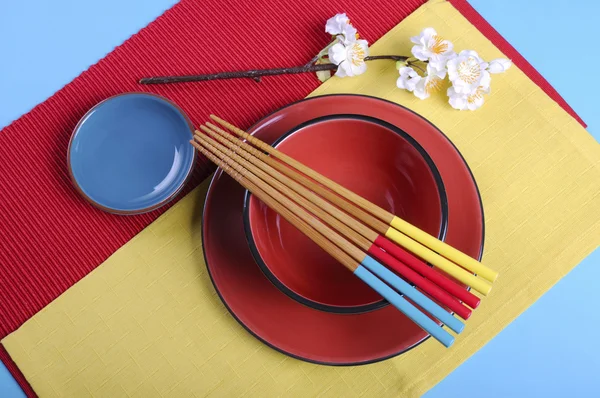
[1,1,598,396]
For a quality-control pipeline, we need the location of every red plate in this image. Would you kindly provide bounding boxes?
[202,95,484,365]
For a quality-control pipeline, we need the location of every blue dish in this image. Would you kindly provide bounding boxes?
[68,93,196,214]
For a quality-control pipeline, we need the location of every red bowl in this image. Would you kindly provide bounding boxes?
[243,115,448,313]
[202,95,484,365]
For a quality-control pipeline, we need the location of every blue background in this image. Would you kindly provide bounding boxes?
[0,1,598,396]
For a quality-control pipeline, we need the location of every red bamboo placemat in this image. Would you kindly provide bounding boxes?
[0,0,425,339]
[0,0,585,395]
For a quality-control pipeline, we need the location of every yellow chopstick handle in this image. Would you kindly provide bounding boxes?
[384,226,492,296]
[390,216,498,283]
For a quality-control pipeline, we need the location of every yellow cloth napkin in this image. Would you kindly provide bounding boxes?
[4,0,600,396]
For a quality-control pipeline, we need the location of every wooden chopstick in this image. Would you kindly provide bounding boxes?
[197,135,464,334]
[195,132,472,320]
[202,121,489,300]
[196,130,476,318]
[209,115,498,284]
[190,138,458,347]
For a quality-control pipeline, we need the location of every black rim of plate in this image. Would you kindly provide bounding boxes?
[241,113,449,314]
[201,94,485,366]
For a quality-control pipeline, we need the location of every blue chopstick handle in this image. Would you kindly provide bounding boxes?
[354,265,454,348]
[361,255,464,334]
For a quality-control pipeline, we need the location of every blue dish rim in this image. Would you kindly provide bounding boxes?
[67,92,196,215]
[241,113,449,315]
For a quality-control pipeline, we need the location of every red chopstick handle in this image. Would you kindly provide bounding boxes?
[374,235,481,309]
[367,243,472,320]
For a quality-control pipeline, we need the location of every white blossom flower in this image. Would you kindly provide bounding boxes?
[325,13,357,39]
[341,24,358,41]
[328,38,369,77]
[446,50,491,94]
[397,66,421,91]
[447,85,490,111]
[411,27,455,68]
[413,64,446,99]
[488,58,512,73]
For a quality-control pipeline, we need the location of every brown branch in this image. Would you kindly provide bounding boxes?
[138,55,411,85]
[139,64,338,85]
[407,59,427,74]
[364,55,409,62]
[304,53,321,67]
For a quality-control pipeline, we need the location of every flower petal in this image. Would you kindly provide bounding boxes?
[421,27,438,38]
[413,79,430,100]
[447,87,468,110]
[479,70,492,89]
[397,76,406,89]
[351,62,368,76]
[446,58,459,80]
[325,13,349,35]
[459,49,481,60]
[411,45,429,61]
[427,63,447,79]
[452,81,475,94]
[488,58,512,73]
[397,66,421,91]
[328,43,347,65]
[335,61,349,77]
[356,39,369,52]
[341,24,358,43]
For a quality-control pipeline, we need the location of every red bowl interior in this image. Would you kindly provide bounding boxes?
[246,115,447,312]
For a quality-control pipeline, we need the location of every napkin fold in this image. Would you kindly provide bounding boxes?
[3,0,599,397]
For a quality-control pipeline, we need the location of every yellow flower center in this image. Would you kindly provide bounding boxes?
[350,43,366,67]
[457,57,481,84]
[426,76,443,94]
[430,35,448,55]
[467,87,485,104]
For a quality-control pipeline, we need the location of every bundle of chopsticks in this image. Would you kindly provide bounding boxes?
[192,115,499,348]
